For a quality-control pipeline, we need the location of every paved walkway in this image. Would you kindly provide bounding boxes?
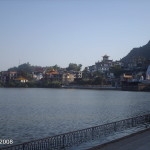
[88,128,150,150]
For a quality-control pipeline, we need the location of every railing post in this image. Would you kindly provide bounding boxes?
[62,135,65,149]
[92,127,94,140]
[22,143,25,150]
[132,117,134,127]
[114,122,117,132]
[148,114,150,123]
[146,114,150,123]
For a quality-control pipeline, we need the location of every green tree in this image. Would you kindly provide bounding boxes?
[110,66,124,78]
[53,64,60,70]
[18,62,32,73]
[66,63,82,71]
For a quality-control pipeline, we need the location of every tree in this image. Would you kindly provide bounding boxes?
[66,63,82,71]
[16,63,33,80]
[110,66,124,78]
[53,64,60,70]
[93,76,103,85]
[18,62,32,73]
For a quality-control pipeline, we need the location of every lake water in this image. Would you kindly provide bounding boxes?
[0,88,150,146]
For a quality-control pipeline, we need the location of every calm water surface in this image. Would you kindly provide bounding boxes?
[0,88,150,145]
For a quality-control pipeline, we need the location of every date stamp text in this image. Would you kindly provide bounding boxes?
[0,139,13,145]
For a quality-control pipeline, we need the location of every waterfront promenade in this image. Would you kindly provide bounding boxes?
[88,128,150,150]
[1,114,150,150]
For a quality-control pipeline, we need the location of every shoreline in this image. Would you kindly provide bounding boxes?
[61,85,121,90]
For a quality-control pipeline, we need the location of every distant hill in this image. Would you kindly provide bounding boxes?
[121,41,150,63]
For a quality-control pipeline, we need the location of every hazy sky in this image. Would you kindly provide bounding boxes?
[0,0,150,71]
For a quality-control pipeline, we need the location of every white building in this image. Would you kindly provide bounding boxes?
[146,65,150,80]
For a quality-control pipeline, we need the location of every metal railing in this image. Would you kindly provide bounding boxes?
[1,114,150,150]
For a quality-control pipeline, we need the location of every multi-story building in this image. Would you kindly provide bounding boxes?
[88,55,114,73]
[0,71,17,83]
[62,73,75,84]
[44,69,62,82]
[88,65,96,73]
[62,71,82,85]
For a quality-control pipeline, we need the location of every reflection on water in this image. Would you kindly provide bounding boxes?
[0,88,150,145]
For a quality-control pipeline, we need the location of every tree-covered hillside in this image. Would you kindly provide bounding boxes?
[121,41,150,64]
